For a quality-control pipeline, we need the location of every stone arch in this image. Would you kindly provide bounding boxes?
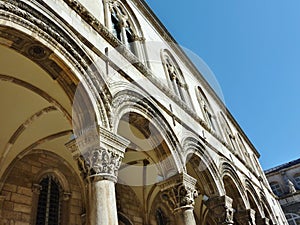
[0,0,112,130]
[107,0,144,38]
[112,89,185,176]
[149,193,175,225]
[160,49,192,106]
[182,135,223,197]
[105,0,147,62]
[260,192,276,224]
[245,179,264,221]
[182,134,224,225]
[220,161,248,224]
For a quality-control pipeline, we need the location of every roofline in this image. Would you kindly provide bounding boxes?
[134,0,260,157]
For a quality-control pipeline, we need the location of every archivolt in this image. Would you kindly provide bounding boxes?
[112,89,185,173]
[182,134,223,196]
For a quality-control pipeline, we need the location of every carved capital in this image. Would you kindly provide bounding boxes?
[236,209,256,225]
[65,126,129,183]
[158,173,198,212]
[206,195,234,225]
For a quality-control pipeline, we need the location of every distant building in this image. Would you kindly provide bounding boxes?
[266,158,300,225]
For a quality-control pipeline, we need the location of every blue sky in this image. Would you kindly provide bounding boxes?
[145,0,300,170]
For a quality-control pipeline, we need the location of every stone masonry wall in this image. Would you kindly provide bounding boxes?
[0,152,84,225]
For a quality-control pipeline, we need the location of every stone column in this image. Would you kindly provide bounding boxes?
[206,195,234,225]
[158,173,198,225]
[66,126,129,225]
[236,209,256,225]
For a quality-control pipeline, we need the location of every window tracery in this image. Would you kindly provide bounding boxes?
[162,50,191,106]
[196,86,219,132]
[219,112,239,152]
[108,0,141,56]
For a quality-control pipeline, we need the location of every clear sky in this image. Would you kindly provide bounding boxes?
[145,0,300,170]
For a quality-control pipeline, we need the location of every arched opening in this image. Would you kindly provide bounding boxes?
[223,175,247,224]
[116,111,179,224]
[246,190,263,222]
[0,21,103,224]
[185,150,221,225]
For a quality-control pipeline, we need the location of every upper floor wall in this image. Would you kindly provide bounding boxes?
[41,0,262,178]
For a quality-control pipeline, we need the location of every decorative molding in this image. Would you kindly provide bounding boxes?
[158,173,198,212]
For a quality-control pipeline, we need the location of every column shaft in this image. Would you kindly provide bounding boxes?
[92,180,118,225]
[174,207,196,225]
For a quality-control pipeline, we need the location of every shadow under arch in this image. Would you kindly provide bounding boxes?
[245,179,264,221]
[182,135,223,225]
[112,89,185,178]
[260,192,276,225]
[220,161,248,224]
[0,0,112,129]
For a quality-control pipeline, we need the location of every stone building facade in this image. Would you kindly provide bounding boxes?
[0,0,287,224]
[266,158,300,225]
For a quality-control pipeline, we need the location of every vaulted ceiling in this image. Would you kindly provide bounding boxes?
[0,44,74,177]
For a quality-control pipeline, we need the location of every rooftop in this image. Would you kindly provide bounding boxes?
[265,157,300,174]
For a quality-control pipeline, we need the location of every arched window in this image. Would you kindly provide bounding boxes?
[36,176,62,225]
[294,174,300,189]
[196,86,218,132]
[286,213,300,225]
[108,1,143,56]
[236,133,252,167]
[219,112,238,152]
[270,181,283,196]
[161,50,191,106]
[156,208,168,225]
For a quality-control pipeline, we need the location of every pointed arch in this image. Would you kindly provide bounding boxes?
[196,86,219,133]
[161,49,192,107]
